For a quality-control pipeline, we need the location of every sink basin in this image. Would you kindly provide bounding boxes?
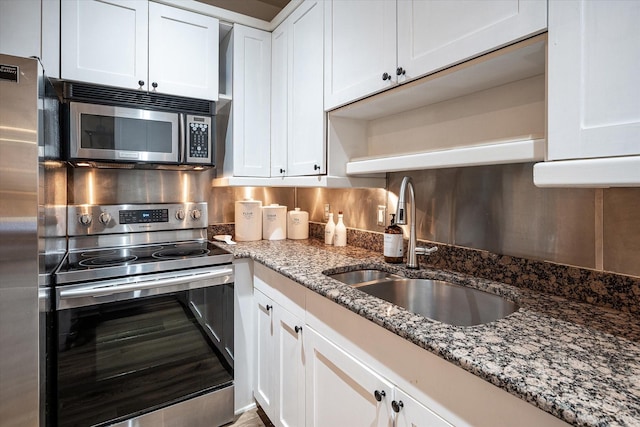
[327,269,403,286]
[355,279,518,326]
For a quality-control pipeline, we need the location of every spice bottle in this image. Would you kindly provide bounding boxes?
[384,214,403,263]
[324,213,335,245]
[334,211,347,247]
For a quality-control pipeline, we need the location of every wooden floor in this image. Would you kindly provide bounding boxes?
[228,407,273,427]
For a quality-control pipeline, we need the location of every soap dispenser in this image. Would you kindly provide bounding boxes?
[384,214,403,263]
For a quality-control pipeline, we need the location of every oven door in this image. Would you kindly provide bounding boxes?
[68,101,180,164]
[54,266,234,427]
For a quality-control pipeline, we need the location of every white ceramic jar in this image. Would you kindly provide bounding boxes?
[262,204,287,240]
[234,199,262,241]
[287,208,309,240]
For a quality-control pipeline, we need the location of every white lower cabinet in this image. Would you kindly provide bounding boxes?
[253,290,275,414]
[253,283,305,427]
[305,327,450,427]
[393,388,452,427]
[305,326,393,427]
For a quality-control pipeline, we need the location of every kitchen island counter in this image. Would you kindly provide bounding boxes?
[218,238,640,427]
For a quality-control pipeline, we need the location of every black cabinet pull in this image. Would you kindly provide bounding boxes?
[152,82,158,89]
[280,168,285,174]
[314,164,320,171]
[374,390,386,402]
[382,72,391,81]
[396,67,406,76]
[392,400,404,413]
[294,325,302,333]
[138,80,145,87]
[266,304,272,311]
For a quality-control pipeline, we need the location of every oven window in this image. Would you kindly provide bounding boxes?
[55,292,232,427]
[80,114,173,153]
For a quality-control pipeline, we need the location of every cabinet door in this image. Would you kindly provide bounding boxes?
[397,0,546,82]
[61,0,148,89]
[547,0,640,161]
[271,22,289,177]
[305,327,393,427]
[393,388,452,427]
[275,307,305,427]
[148,2,219,100]
[254,290,276,420]
[324,0,397,110]
[287,0,325,176]
[233,25,272,177]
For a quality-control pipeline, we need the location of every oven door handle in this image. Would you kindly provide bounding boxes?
[59,268,233,299]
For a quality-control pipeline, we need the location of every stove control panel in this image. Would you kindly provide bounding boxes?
[68,202,208,236]
[119,209,169,224]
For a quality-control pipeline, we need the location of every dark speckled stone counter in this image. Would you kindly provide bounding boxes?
[215,238,640,427]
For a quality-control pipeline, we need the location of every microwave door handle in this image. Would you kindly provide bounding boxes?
[59,267,233,299]
[179,113,186,163]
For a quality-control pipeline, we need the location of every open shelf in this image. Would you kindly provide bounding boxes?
[211,175,386,188]
[346,138,545,175]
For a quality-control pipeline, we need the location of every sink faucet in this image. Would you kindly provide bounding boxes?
[395,176,437,269]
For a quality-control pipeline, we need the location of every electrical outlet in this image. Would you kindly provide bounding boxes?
[377,205,386,226]
[324,203,330,221]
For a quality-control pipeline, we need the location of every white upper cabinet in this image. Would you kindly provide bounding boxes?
[324,0,546,110]
[61,0,219,100]
[232,25,272,177]
[397,0,546,82]
[324,0,397,110]
[287,0,325,176]
[148,2,219,100]
[271,0,325,177]
[61,0,148,89]
[534,0,640,187]
[271,23,289,178]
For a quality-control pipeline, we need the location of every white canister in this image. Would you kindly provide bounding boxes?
[287,208,309,240]
[262,204,287,240]
[234,199,262,241]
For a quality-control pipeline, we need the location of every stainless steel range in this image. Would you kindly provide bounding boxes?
[53,202,235,427]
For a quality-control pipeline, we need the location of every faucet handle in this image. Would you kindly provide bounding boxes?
[415,246,438,256]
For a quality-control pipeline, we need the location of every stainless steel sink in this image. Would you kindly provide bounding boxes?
[356,279,518,326]
[327,269,403,286]
[327,270,518,326]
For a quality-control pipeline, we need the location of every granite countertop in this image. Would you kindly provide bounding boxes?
[217,238,640,427]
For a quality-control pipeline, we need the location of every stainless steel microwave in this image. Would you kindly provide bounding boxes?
[60,81,215,167]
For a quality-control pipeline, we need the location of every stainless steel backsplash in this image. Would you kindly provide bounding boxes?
[67,164,638,278]
[209,163,639,278]
[68,168,214,205]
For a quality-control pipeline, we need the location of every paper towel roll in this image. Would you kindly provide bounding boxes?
[235,199,262,241]
[287,208,309,240]
[262,204,287,240]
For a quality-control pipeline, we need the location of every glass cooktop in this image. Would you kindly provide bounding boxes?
[55,241,233,285]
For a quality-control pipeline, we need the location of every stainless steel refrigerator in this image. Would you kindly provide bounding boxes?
[0,54,41,427]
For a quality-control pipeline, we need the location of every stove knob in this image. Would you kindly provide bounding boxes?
[99,212,111,225]
[79,213,92,226]
[191,209,202,220]
[175,209,186,221]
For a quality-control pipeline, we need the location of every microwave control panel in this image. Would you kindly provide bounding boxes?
[185,115,212,165]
